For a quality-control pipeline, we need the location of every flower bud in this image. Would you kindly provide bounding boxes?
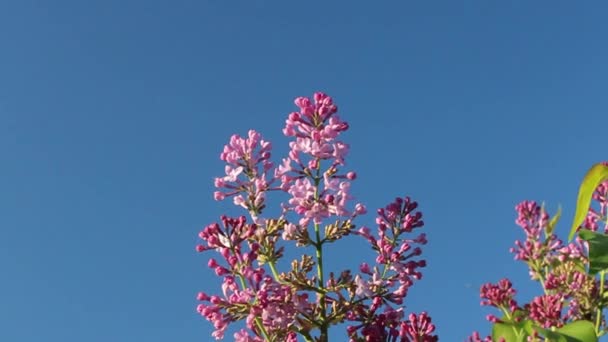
[207,258,218,268]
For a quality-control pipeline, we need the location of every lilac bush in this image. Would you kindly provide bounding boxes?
[469,174,608,341]
[194,90,608,342]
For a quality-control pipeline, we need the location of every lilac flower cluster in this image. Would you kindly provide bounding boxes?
[347,197,435,341]
[196,93,437,341]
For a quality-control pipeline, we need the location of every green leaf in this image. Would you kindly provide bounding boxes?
[578,229,608,275]
[521,321,567,342]
[521,320,597,342]
[545,204,562,237]
[492,322,527,342]
[538,329,568,342]
[569,163,608,241]
[556,320,598,342]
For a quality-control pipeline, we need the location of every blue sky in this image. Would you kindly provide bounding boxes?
[1,1,607,341]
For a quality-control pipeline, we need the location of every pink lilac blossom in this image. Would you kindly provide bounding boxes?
[213,130,275,222]
[198,92,438,341]
[196,215,309,340]
[276,92,364,228]
[234,329,263,342]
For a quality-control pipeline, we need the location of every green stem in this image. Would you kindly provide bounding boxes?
[268,261,282,282]
[500,308,523,338]
[301,331,314,342]
[309,159,328,341]
[314,223,328,341]
[315,227,324,286]
[601,213,608,337]
[530,260,547,294]
[597,271,605,335]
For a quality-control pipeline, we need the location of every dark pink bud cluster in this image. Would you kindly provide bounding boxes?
[510,201,563,280]
[400,312,439,342]
[514,200,549,238]
[196,216,256,255]
[356,197,427,303]
[195,216,266,339]
[526,294,563,328]
[346,305,405,341]
[480,278,518,313]
[346,306,438,342]
[544,269,586,294]
[346,197,434,341]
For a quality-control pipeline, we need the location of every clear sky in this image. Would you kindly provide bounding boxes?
[1,1,607,341]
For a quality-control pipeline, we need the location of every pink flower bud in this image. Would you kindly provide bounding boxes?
[207,258,218,268]
[355,203,367,215]
[308,159,319,169]
[215,266,229,276]
[294,96,311,109]
[227,256,238,268]
[220,247,230,259]
[371,296,383,311]
[196,292,209,301]
[288,112,300,121]
[346,326,357,335]
[207,236,219,246]
[283,126,295,136]
[313,92,326,104]
[213,191,225,201]
[486,314,500,323]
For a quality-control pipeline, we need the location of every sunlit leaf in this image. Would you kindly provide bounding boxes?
[521,321,566,342]
[492,321,527,342]
[520,320,597,342]
[578,229,608,275]
[568,162,608,241]
[556,320,598,342]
